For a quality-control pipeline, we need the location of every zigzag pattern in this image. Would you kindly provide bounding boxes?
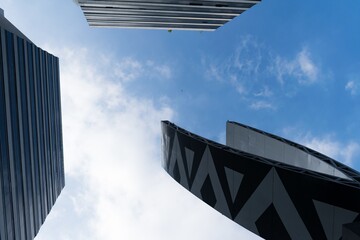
[161,121,360,240]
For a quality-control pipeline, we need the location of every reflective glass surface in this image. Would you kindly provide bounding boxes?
[0,19,65,239]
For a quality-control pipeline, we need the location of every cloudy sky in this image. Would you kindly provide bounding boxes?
[1,0,360,239]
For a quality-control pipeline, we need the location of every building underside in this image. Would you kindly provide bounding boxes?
[161,120,360,240]
[76,0,261,31]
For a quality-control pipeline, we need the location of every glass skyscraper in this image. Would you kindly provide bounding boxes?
[0,10,65,239]
[75,0,261,31]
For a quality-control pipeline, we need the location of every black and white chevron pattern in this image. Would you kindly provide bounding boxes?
[161,121,360,240]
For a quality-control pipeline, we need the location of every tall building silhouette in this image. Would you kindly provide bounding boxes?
[0,10,65,239]
[76,0,261,31]
[162,120,360,239]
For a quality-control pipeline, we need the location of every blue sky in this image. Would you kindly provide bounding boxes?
[1,0,360,239]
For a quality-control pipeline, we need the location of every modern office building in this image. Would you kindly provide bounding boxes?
[75,0,261,31]
[161,121,360,239]
[0,10,65,240]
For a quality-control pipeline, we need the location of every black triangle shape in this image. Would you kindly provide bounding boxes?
[209,146,273,219]
[256,203,291,240]
[201,175,217,208]
[177,132,207,189]
[173,160,181,184]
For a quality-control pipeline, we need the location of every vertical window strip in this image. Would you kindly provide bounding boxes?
[17,36,33,240]
[0,27,10,240]
[34,46,46,226]
[53,56,60,195]
[33,45,43,231]
[5,29,21,240]
[47,54,56,205]
[52,56,61,196]
[43,51,52,209]
[27,42,41,233]
[24,39,35,239]
[14,34,28,240]
[56,56,65,189]
[40,50,49,216]
[54,56,62,196]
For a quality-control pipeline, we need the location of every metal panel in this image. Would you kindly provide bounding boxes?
[226,122,351,180]
[264,136,284,164]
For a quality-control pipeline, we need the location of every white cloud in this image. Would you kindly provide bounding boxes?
[114,58,172,83]
[206,40,322,88]
[232,36,263,78]
[229,75,248,95]
[302,136,360,166]
[206,64,224,82]
[204,37,324,113]
[249,100,276,111]
[35,46,261,240]
[345,80,359,95]
[155,64,172,79]
[114,58,143,82]
[254,86,273,97]
[205,35,263,86]
[284,130,360,166]
[297,49,318,82]
[271,47,319,85]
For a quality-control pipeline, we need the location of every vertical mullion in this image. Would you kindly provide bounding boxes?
[17,36,34,240]
[28,42,41,234]
[37,47,46,222]
[24,39,35,239]
[3,29,20,240]
[40,50,49,216]
[56,57,65,189]
[53,56,61,196]
[43,51,53,209]
[14,34,27,240]
[47,55,56,205]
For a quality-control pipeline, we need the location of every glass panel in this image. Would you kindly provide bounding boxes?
[0,28,12,240]
[27,41,41,232]
[36,47,47,221]
[18,36,34,239]
[6,29,24,240]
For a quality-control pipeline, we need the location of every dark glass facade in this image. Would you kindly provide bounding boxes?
[76,0,261,31]
[0,14,65,239]
[161,121,360,240]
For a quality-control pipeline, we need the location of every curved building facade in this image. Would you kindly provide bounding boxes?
[161,121,360,240]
